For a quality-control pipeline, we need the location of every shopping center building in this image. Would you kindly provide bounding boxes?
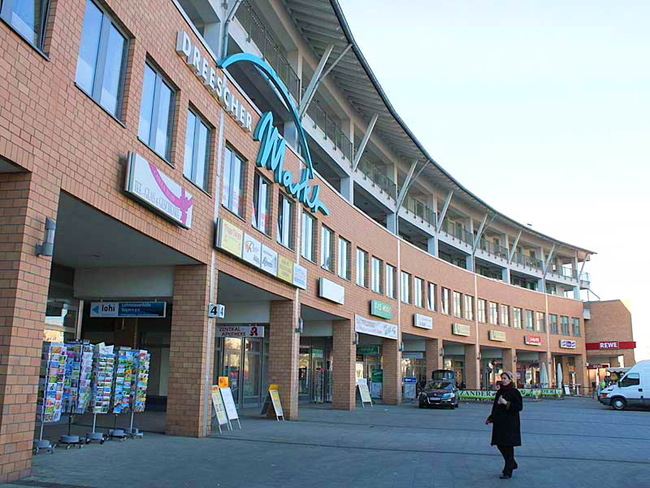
[0,0,630,481]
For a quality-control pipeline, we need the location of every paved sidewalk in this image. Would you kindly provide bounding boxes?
[3,397,650,488]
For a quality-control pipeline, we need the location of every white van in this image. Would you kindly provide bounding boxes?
[599,360,650,410]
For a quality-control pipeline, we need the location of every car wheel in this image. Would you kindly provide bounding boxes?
[611,397,627,411]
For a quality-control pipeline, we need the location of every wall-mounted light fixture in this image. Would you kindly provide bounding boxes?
[514,356,518,363]
[295,317,304,334]
[477,354,482,361]
[439,348,445,357]
[35,217,56,257]
[398,341,404,352]
[353,332,360,345]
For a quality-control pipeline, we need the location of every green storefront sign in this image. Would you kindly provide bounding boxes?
[369,299,393,319]
[356,345,380,355]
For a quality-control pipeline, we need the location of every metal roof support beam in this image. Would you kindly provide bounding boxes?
[396,159,428,210]
[299,44,352,117]
[220,0,243,61]
[508,231,522,263]
[472,213,495,254]
[352,114,378,171]
[435,190,454,233]
[578,253,589,280]
[542,244,557,277]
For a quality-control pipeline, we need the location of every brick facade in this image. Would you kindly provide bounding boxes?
[332,319,356,410]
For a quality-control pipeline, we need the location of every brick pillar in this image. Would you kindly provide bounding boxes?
[575,354,586,394]
[166,265,213,437]
[268,300,300,419]
[464,343,480,389]
[425,338,443,378]
[0,173,59,482]
[502,348,516,377]
[382,338,401,404]
[332,319,355,410]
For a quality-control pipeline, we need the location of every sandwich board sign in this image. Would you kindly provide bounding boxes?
[211,386,229,433]
[261,384,284,421]
[219,387,241,429]
[357,378,373,408]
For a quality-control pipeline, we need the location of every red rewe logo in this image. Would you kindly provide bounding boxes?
[599,341,619,349]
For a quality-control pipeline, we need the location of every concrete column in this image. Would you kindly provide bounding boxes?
[340,176,354,203]
[425,338,443,377]
[502,348,516,376]
[466,255,475,272]
[268,300,300,419]
[502,268,511,284]
[203,22,221,54]
[427,236,438,257]
[166,265,214,437]
[382,338,401,404]
[0,173,59,482]
[464,343,480,389]
[332,319,355,410]
[387,213,397,234]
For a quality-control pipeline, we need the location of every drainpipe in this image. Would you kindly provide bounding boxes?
[221,0,243,61]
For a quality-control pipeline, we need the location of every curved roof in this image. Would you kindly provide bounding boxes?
[283,0,594,258]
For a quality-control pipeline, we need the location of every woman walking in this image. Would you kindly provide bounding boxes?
[485,371,523,479]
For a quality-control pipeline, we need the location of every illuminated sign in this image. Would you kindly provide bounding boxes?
[524,336,542,346]
[370,300,393,319]
[452,323,471,337]
[488,330,506,342]
[560,339,576,349]
[586,341,636,350]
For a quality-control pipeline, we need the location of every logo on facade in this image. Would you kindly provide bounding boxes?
[369,299,393,319]
[560,339,577,349]
[524,335,542,346]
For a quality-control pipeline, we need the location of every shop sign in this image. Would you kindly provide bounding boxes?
[319,277,345,304]
[488,330,506,342]
[413,313,433,330]
[215,325,264,338]
[369,299,393,319]
[216,219,243,258]
[524,335,542,346]
[176,31,252,132]
[260,245,278,276]
[90,301,167,318]
[277,255,294,283]
[125,153,193,228]
[356,345,380,355]
[402,352,424,359]
[560,339,577,349]
[452,323,471,337]
[354,314,398,340]
[242,233,261,268]
[292,264,307,289]
[586,341,636,350]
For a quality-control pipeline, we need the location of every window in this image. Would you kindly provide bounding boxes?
[549,314,558,334]
[222,147,245,216]
[427,283,437,311]
[525,310,534,330]
[489,302,498,325]
[183,110,210,190]
[385,264,396,299]
[356,249,367,287]
[277,193,294,249]
[252,173,271,234]
[371,257,382,293]
[477,299,486,323]
[441,288,450,315]
[1,0,50,49]
[513,308,522,329]
[536,312,546,332]
[138,63,175,160]
[561,316,570,335]
[301,212,315,261]
[337,238,350,280]
[500,305,510,327]
[75,0,128,117]
[414,278,423,308]
[400,272,411,304]
[572,318,581,337]
[464,295,474,320]
[452,291,462,318]
[320,226,333,271]
[620,373,640,388]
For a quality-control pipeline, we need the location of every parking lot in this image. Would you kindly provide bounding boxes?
[5,397,650,488]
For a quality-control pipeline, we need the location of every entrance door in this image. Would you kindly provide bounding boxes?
[220,337,265,408]
[223,338,242,404]
[243,338,262,407]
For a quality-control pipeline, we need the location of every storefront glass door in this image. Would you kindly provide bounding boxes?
[218,336,265,408]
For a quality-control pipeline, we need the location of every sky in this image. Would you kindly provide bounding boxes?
[339,0,650,361]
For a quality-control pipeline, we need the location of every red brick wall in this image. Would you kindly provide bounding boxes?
[585,300,635,366]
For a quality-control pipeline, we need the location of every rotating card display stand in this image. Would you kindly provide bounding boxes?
[108,348,136,441]
[59,342,94,449]
[87,343,114,444]
[34,342,67,454]
[127,350,150,439]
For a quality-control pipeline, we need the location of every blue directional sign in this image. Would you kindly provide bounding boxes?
[90,301,167,318]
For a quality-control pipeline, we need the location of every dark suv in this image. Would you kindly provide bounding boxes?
[418,380,460,409]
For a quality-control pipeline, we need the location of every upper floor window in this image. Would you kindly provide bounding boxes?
[452,291,462,318]
[356,248,367,287]
[1,0,50,49]
[252,172,271,234]
[183,109,210,190]
[427,283,437,312]
[277,193,294,249]
[320,226,333,271]
[536,312,546,332]
[549,314,558,334]
[400,272,411,304]
[371,257,382,294]
[572,317,581,337]
[525,310,534,330]
[337,237,350,280]
[489,302,499,325]
[138,63,175,160]
[301,211,315,261]
[513,307,522,329]
[414,277,423,308]
[464,295,474,321]
[222,146,245,216]
[477,299,486,323]
[561,316,570,335]
[500,304,510,327]
[75,0,128,117]
[385,264,396,299]
[441,287,450,315]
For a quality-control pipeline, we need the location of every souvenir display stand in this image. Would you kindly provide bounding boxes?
[58,342,94,448]
[86,343,114,444]
[108,348,136,440]
[34,342,67,454]
[127,350,150,438]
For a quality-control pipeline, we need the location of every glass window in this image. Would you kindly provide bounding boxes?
[337,238,350,280]
[452,291,462,318]
[549,314,558,334]
[385,264,395,299]
[320,226,333,271]
[572,317,581,336]
[427,283,437,311]
[371,257,382,293]
[620,373,640,388]
[75,0,127,117]
[252,172,271,234]
[464,295,474,320]
[536,312,546,332]
[1,0,50,49]
[525,310,534,330]
[414,278,423,308]
[477,299,486,323]
[561,316,570,335]
[356,249,367,287]
[513,307,522,329]
[489,302,498,325]
[183,110,210,190]
[301,212,315,261]
[400,272,411,304]
[441,288,450,315]
[138,63,174,160]
[500,304,510,327]
[222,146,245,216]
[277,193,294,249]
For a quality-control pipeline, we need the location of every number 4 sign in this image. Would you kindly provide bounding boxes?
[208,303,225,319]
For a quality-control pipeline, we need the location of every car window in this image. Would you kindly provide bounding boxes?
[426,381,452,390]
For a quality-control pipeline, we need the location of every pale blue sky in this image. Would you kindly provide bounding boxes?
[340,0,650,360]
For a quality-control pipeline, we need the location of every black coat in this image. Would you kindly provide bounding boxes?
[488,386,523,446]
